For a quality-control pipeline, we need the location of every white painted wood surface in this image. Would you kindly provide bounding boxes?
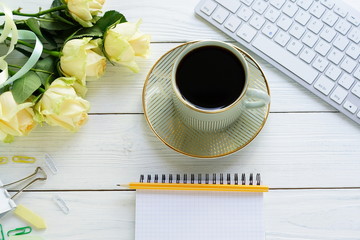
[0,0,360,239]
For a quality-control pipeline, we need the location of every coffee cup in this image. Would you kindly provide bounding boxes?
[171,40,270,132]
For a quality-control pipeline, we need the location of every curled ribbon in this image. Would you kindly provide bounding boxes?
[0,3,43,89]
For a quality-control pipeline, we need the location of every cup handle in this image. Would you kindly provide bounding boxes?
[244,88,270,109]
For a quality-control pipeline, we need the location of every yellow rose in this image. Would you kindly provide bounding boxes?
[36,77,90,132]
[0,91,36,143]
[104,20,151,73]
[64,0,105,27]
[60,38,106,86]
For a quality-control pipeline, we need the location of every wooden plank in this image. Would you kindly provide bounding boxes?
[0,113,359,190]
[1,190,360,240]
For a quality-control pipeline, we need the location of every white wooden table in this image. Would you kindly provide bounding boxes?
[1,0,360,239]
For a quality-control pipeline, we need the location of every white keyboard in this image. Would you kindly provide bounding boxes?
[195,0,360,125]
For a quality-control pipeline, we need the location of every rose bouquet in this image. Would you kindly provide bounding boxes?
[0,0,150,143]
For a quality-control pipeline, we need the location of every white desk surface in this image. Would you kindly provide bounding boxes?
[1,0,360,239]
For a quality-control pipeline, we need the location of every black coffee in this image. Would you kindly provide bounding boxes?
[176,46,245,110]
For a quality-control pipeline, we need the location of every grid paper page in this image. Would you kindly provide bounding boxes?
[135,189,264,240]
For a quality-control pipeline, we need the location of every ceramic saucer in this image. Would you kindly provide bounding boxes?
[142,42,270,158]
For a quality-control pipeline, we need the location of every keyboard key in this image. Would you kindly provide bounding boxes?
[346,43,360,60]
[252,34,318,84]
[348,28,360,43]
[237,5,253,21]
[277,15,293,31]
[313,56,329,72]
[252,0,268,14]
[335,19,351,35]
[295,10,311,25]
[308,18,324,34]
[344,100,357,113]
[215,0,241,13]
[274,30,290,46]
[300,48,316,63]
[237,24,257,42]
[200,0,217,15]
[333,35,349,50]
[320,0,335,9]
[314,40,331,56]
[347,14,360,27]
[212,7,230,23]
[352,82,360,99]
[241,0,254,7]
[320,27,337,42]
[338,74,354,89]
[283,2,298,17]
[287,39,303,55]
[224,15,242,32]
[327,48,344,64]
[262,23,278,38]
[270,0,286,9]
[325,65,342,81]
[250,14,266,29]
[334,6,348,18]
[314,75,335,95]
[297,0,313,10]
[354,67,360,80]
[289,23,305,39]
[357,110,360,119]
[322,11,339,27]
[341,57,357,73]
[302,31,318,47]
[309,2,326,18]
[330,86,348,104]
[265,7,280,22]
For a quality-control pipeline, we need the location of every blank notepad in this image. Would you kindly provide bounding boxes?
[135,189,265,240]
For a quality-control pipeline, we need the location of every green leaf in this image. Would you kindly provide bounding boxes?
[40,17,74,30]
[51,0,65,8]
[67,26,103,40]
[35,57,57,87]
[12,71,42,104]
[41,30,58,48]
[14,46,33,58]
[25,18,44,38]
[95,10,127,32]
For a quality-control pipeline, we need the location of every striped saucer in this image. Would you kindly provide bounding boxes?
[142,42,270,158]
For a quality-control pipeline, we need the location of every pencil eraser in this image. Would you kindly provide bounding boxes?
[9,236,44,240]
[13,204,47,229]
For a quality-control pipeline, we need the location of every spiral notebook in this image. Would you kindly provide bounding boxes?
[132,173,268,240]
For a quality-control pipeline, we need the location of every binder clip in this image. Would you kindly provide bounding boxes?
[0,167,47,218]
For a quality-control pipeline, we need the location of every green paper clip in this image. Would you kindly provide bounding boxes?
[7,226,32,236]
[0,157,8,164]
[12,156,36,163]
[0,225,4,240]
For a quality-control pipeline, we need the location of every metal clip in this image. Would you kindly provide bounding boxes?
[0,225,4,240]
[0,157,8,164]
[7,226,32,236]
[3,167,47,199]
[12,156,36,164]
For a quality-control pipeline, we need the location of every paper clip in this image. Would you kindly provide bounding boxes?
[12,156,36,164]
[44,153,58,175]
[0,157,8,164]
[7,226,32,236]
[53,195,70,215]
[0,225,4,240]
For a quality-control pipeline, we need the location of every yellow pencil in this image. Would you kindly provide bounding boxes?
[120,183,269,192]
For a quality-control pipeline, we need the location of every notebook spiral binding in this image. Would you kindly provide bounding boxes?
[139,173,261,185]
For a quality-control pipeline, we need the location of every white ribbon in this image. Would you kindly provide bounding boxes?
[0,3,43,89]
